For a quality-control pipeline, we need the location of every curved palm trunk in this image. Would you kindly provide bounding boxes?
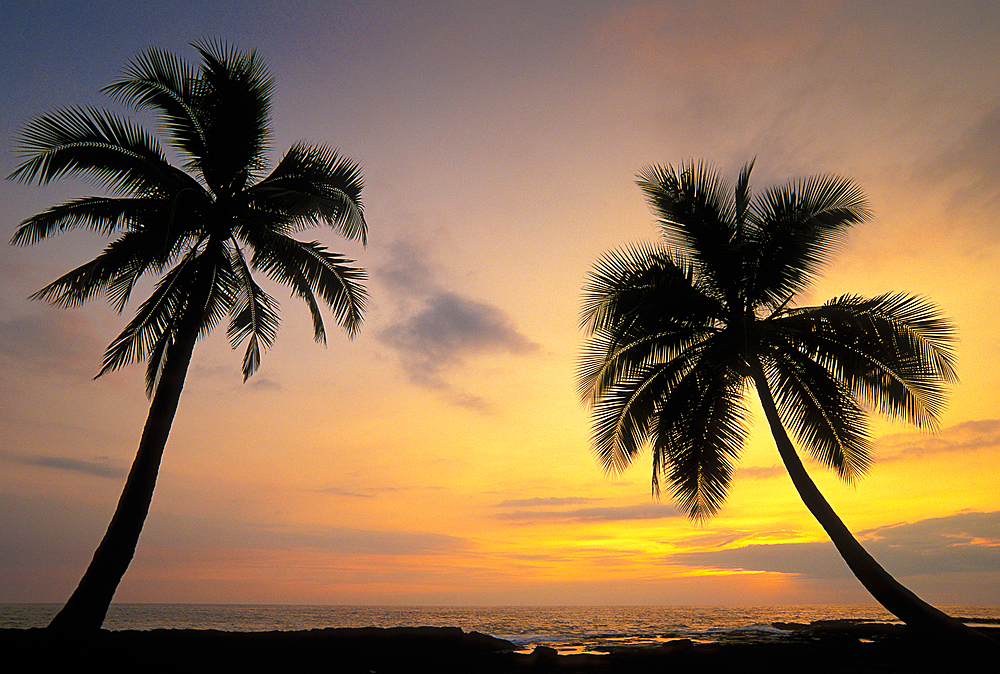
[47,321,200,633]
[748,363,974,638]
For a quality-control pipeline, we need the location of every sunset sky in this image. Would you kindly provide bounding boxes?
[2,1,999,608]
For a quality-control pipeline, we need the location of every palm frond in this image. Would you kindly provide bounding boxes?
[256,250,328,344]
[10,196,162,246]
[590,360,683,475]
[102,46,207,173]
[143,317,174,397]
[580,242,705,330]
[250,235,367,338]
[578,243,725,408]
[199,253,235,338]
[747,174,870,308]
[141,250,224,396]
[225,243,280,380]
[8,106,177,196]
[98,254,196,380]
[761,336,872,482]
[654,363,747,520]
[32,227,174,310]
[636,161,738,290]
[734,158,755,239]
[190,38,273,194]
[248,143,367,244]
[296,242,367,338]
[579,325,707,408]
[779,294,957,428]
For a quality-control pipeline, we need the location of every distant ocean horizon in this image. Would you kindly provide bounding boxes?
[5,604,1000,653]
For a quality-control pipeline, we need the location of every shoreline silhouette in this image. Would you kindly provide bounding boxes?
[3,620,997,673]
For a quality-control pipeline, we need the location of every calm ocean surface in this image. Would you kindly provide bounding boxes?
[4,604,1000,653]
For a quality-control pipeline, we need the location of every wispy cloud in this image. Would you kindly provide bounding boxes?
[494,496,600,508]
[247,377,282,392]
[670,511,1000,579]
[497,501,682,523]
[21,454,125,479]
[317,487,378,499]
[737,465,784,479]
[315,482,443,499]
[878,419,1000,460]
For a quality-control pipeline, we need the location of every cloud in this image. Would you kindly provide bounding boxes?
[497,501,682,523]
[878,419,1000,460]
[375,238,540,409]
[20,454,125,479]
[737,465,784,479]
[494,496,600,508]
[316,484,420,499]
[380,290,539,380]
[856,511,1000,575]
[317,487,378,499]
[670,539,850,580]
[247,377,282,392]
[441,389,492,414]
[670,511,1000,579]
[376,239,437,296]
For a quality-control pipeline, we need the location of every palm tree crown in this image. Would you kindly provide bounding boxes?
[9,40,368,632]
[579,160,956,519]
[577,160,979,634]
[10,40,368,390]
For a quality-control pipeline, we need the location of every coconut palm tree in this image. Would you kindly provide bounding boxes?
[578,159,972,635]
[9,41,368,632]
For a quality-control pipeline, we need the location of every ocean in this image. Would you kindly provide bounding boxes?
[4,604,1000,653]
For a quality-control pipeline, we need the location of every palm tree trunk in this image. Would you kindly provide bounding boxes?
[748,362,973,637]
[47,320,201,633]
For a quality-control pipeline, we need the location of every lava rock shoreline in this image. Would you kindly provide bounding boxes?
[2,621,997,673]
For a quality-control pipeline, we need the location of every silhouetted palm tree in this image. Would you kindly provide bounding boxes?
[9,41,368,632]
[579,160,970,634]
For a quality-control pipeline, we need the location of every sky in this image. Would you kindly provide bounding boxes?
[1,0,999,607]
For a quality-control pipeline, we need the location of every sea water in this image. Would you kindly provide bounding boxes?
[4,604,999,653]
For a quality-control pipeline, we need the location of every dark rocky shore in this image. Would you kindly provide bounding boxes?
[3,621,997,673]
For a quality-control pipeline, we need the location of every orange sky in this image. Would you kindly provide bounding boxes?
[2,0,999,606]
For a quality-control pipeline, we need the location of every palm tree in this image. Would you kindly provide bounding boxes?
[578,159,974,635]
[9,41,368,632]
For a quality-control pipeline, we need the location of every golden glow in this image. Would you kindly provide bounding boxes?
[2,1,999,607]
